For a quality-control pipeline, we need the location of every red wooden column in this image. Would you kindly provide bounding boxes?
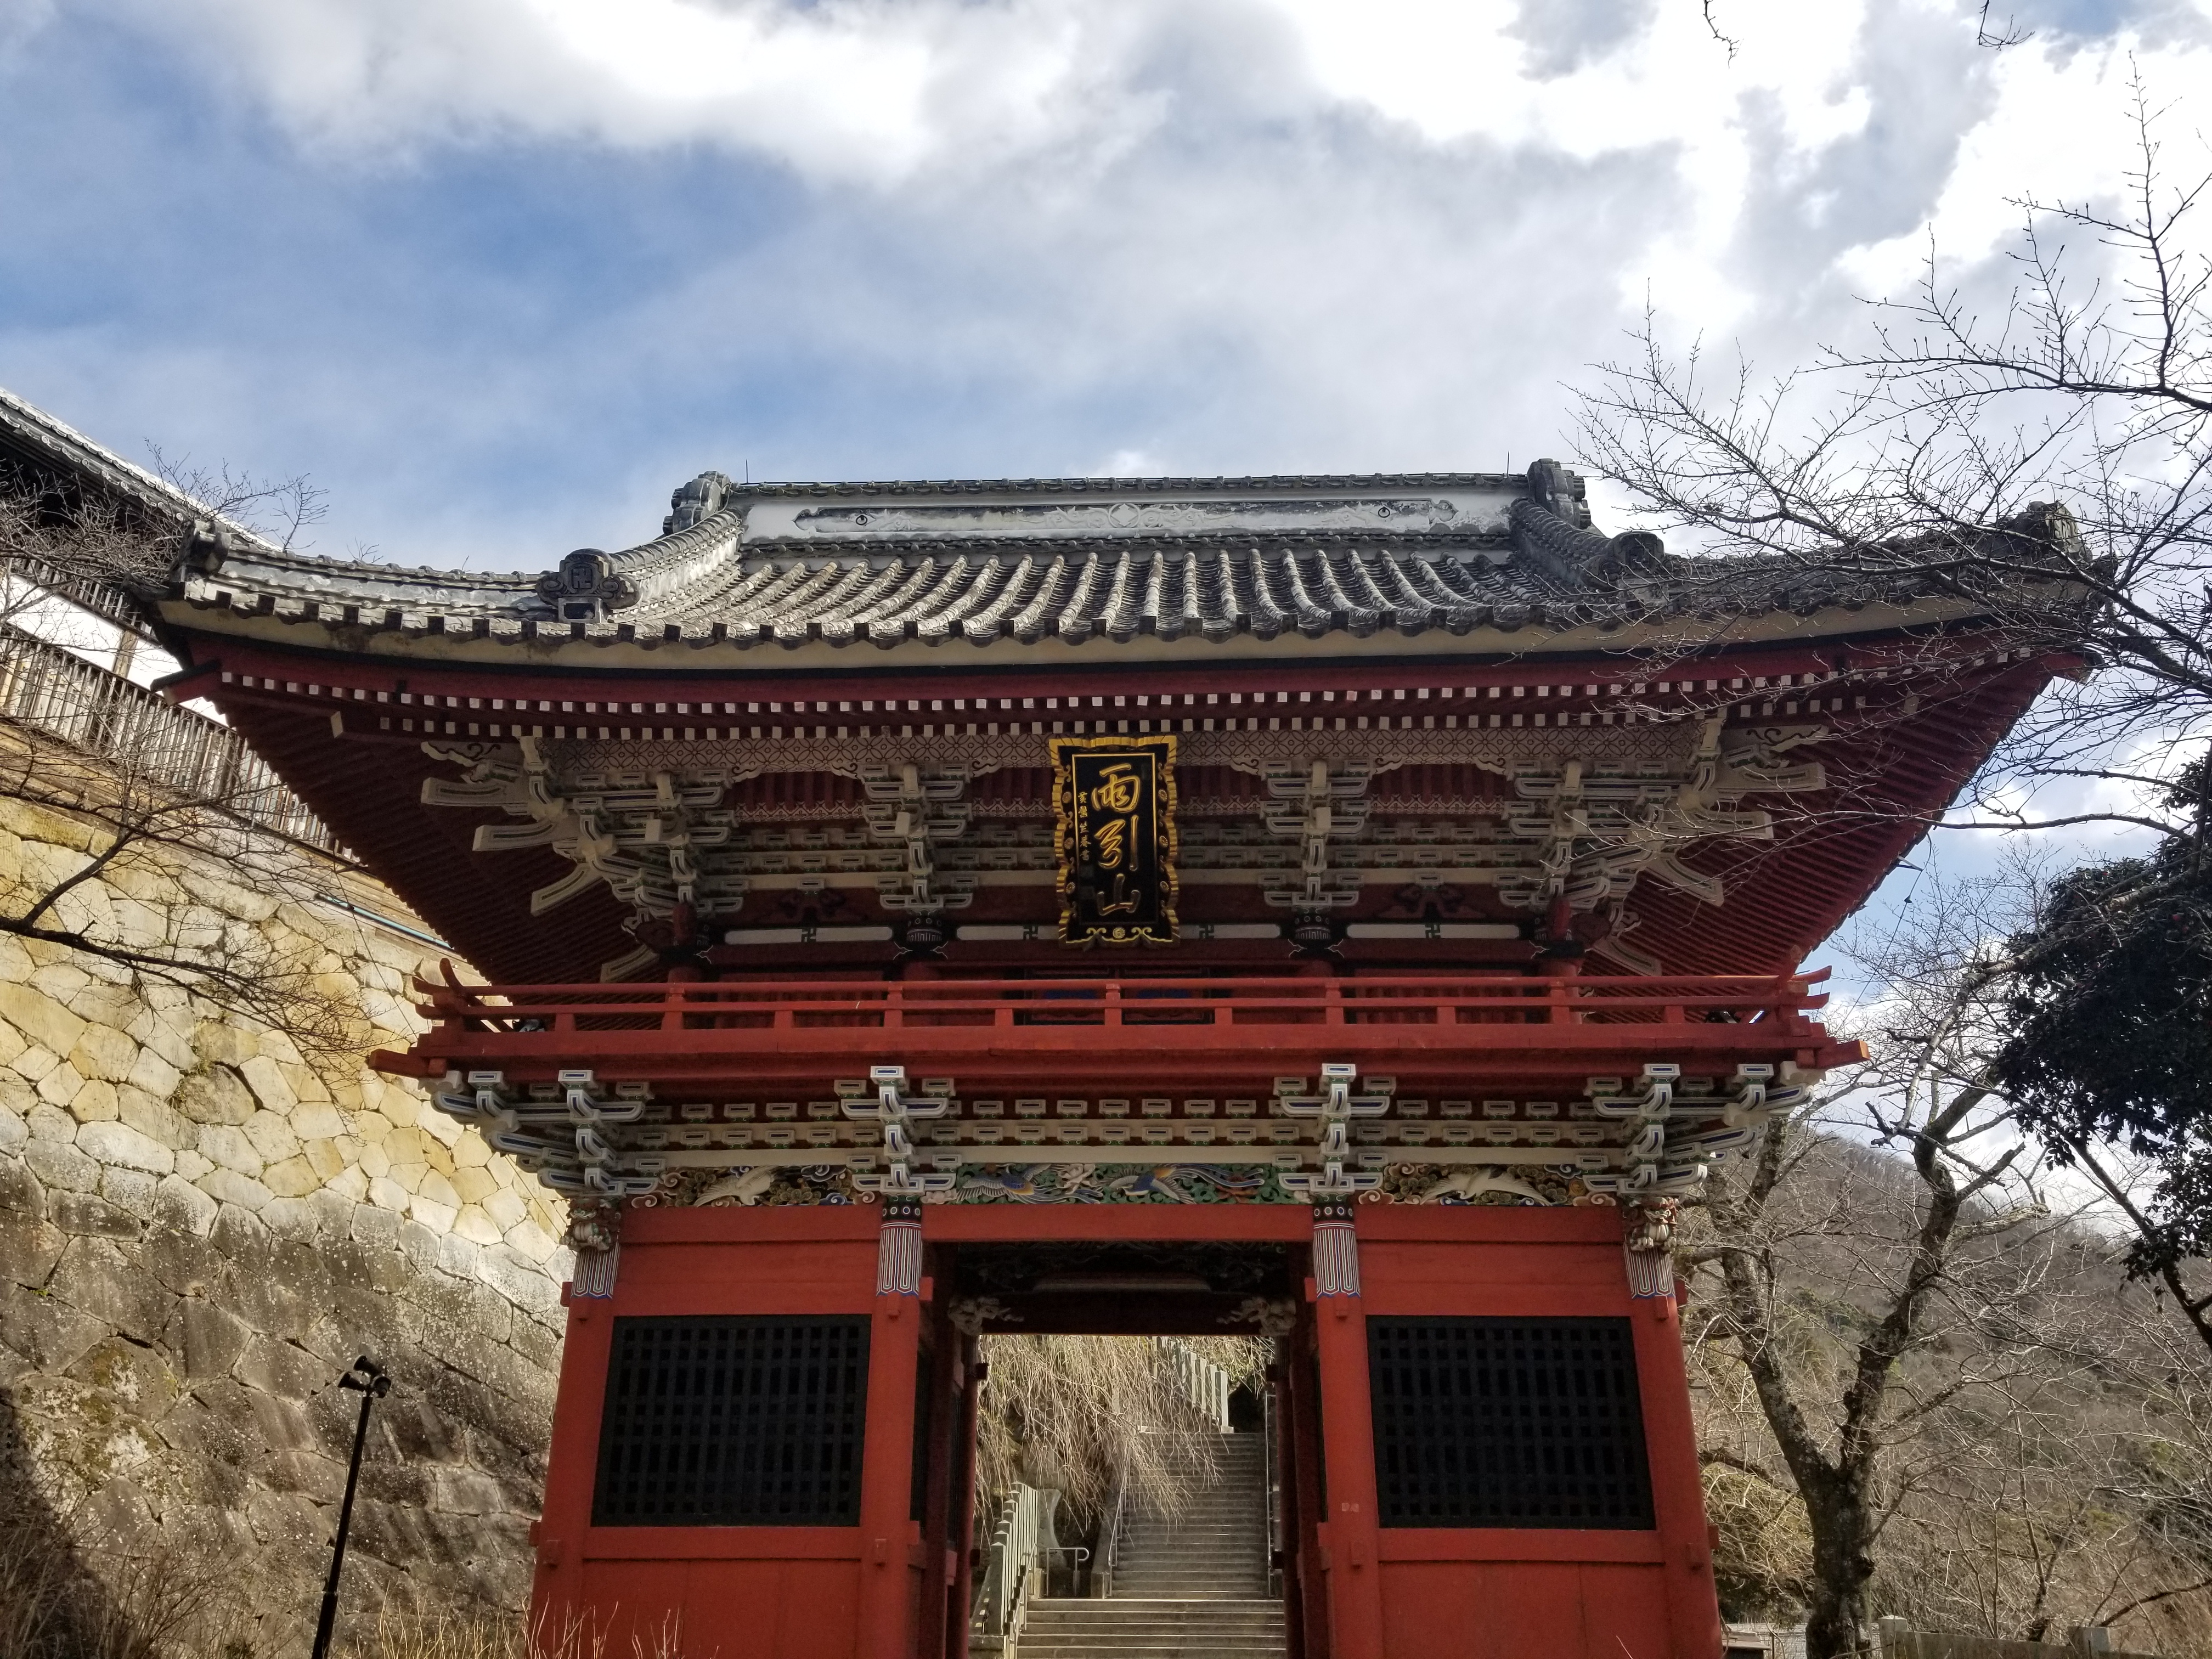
[530,1285,616,1616]
[1310,1200,1383,1659]
[856,1199,927,1659]
[1278,1334,1330,1659]
[1629,1279,1725,1659]
[947,1333,983,1659]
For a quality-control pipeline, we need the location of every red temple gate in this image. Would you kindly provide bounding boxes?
[151,465,2067,1657]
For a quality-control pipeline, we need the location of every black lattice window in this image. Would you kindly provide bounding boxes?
[593,1316,870,1527]
[1368,1317,1654,1530]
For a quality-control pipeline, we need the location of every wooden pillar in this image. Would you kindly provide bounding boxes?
[1310,1202,1383,1659]
[1630,1283,1725,1659]
[1277,1346,1329,1659]
[857,1201,927,1659]
[947,1334,982,1659]
[529,1287,615,1626]
[916,1300,957,1659]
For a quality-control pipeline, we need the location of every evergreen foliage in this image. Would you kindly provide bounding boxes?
[1995,762,2212,1282]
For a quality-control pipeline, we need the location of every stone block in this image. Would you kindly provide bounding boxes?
[359,1458,432,1510]
[409,1197,458,1235]
[0,1278,110,1371]
[174,1297,253,1379]
[305,1188,354,1235]
[11,1043,60,1084]
[264,1447,348,1504]
[150,1173,219,1238]
[505,1218,560,1266]
[49,1234,171,1341]
[195,1124,263,1177]
[0,1104,25,1155]
[242,1385,323,1454]
[378,1396,467,1463]
[398,1220,441,1272]
[21,1135,98,1194]
[65,1332,182,1417]
[35,1059,87,1108]
[160,1379,270,1485]
[193,1020,258,1070]
[240,1108,302,1165]
[509,1312,565,1376]
[301,1137,350,1182]
[324,1164,370,1204]
[116,1085,195,1149]
[48,1189,144,1240]
[97,1166,158,1220]
[478,1244,563,1319]
[292,1102,347,1141]
[0,1215,66,1289]
[76,1120,175,1175]
[195,1169,273,1211]
[426,1464,507,1518]
[239,1056,300,1117]
[0,982,87,1058]
[452,1206,503,1248]
[124,1044,182,1100]
[418,1170,462,1212]
[479,1187,528,1234]
[236,1334,334,1400]
[245,1485,326,1554]
[302,1280,402,1369]
[67,1024,138,1085]
[67,1078,121,1122]
[171,1148,212,1181]
[349,1203,402,1251]
[435,1230,482,1280]
[0,1150,44,1218]
[262,1156,321,1199]
[174,1065,257,1126]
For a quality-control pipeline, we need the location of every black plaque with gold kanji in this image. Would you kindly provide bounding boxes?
[1051,736,1178,946]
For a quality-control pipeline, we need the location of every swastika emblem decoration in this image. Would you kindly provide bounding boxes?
[1051,735,1178,946]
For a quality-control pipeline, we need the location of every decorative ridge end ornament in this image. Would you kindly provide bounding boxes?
[1512,457,1667,586]
[535,548,639,624]
[663,471,730,534]
[1051,733,1178,946]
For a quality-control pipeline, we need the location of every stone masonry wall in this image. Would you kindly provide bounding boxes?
[0,783,572,1648]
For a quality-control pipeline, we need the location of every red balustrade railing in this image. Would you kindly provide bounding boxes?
[376,970,1861,1091]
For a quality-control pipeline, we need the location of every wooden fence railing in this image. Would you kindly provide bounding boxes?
[0,627,347,857]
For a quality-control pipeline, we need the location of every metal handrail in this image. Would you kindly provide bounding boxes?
[1099,1452,1132,1600]
[972,1483,1047,1653]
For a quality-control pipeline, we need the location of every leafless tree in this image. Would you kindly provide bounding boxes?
[975,1335,1268,1527]
[1685,860,2212,1655]
[1571,74,2210,838]
[1,471,361,1070]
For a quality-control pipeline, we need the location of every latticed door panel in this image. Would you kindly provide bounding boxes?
[1367,1316,1654,1529]
[592,1315,871,1526]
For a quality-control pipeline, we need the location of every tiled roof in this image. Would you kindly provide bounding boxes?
[170,461,1800,652]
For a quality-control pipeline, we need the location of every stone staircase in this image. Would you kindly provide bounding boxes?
[1018,1432,1284,1659]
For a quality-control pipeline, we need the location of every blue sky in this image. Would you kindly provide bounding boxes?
[5,0,2203,576]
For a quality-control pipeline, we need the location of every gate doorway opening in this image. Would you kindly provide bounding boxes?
[951,1244,1295,1659]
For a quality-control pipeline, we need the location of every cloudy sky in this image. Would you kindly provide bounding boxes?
[2,0,2208,578]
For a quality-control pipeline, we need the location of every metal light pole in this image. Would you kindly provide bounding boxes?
[310,1356,391,1659]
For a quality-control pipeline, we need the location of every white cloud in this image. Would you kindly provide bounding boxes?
[13,0,2212,572]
